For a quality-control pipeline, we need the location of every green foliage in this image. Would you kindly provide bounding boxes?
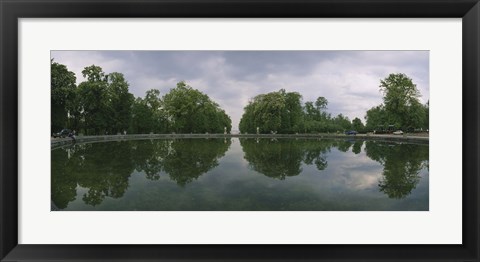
[53,63,427,136]
[351,117,365,133]
[365,73,427,132]
[423,101,429,130]
[51,60,76,132]
[52,62,232,135]
[239,90,357,134]
[365,105,387,131]
[131,97,155,134]
[333,114,352,131]
[163,81,232,133]
[239,89,303,134]
[106,72,135,134]
[76,65,135,135]
[130,89,168,134]
[302,97,330,129]
[302,98,353,133]
[304,97,356,133]
[315,96,328,111]
[77,65,110,135]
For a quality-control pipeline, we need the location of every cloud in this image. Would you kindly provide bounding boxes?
[51,50,429,131]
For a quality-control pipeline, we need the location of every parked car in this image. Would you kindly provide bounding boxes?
[393,130,404,135]
[53,129,72,138]
[345,130,357,135]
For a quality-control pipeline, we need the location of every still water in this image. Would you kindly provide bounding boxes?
[51,138,429,211]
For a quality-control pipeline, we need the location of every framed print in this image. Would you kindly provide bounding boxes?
[1,0,479,261]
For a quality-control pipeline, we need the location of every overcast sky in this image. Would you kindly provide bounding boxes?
[51,50,429,131]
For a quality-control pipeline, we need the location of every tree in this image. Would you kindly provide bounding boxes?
[315,96,328,112]
[365,105,387,131]
[304,101,317,121]
[301,96,333,133]
[145,89,169,133]
[352,117,365,133]
[364,73,427,133]
[51,60,76,132]
[379,73,425,131]
[239,89,303,134]
[77,65,109,135]
[333,114,352,131]
[66,87,84,133]
[423,101,429,130]
[163,81,232,133]
[280,91,304,133]
[75,66,138,135]
[130,97,154,134]
[130,89,167,134]
[106,72,134,134]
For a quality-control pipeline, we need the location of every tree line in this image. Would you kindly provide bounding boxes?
[239,73,429,134]
[238,89,362,134]
[51,61,232,135]
[52,60,428,135]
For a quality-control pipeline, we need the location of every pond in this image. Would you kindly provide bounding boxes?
[51,138,429,211]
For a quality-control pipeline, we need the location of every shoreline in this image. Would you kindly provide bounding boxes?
[51,133,429,149]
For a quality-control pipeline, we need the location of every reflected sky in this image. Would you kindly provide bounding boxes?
[51,138,429,211]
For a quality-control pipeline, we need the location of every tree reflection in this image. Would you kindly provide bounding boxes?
[51,138,231,209]
[240,138,336,179]
[131,138,231,186]
[162,139,231,186]
[365,141,429,199]
[302,139,335,171]
[352,141,363,154]
[52,137,429,209]
[336,140,353,152]
[51,142,135,208]
[51,146,77,209]
[131,139,170,180]
[69,142,135,206]
[240,138,304,179]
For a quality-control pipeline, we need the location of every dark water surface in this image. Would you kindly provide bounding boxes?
[51,138,429,211]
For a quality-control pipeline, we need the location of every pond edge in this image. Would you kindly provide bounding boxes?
[51,133,428,150]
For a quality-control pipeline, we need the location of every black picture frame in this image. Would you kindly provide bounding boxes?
[1,0,479,261]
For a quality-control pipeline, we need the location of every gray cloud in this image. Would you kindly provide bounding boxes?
[51,50,429,131]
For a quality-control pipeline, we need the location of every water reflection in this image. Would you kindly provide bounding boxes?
[129,138,231,185]
[51,138,429,210]
[51,139,231,208]
[240,138,353,178]
[364,141,429,199]
[240,138,305,179]
[52,142,136,207]
[158,139,231,186]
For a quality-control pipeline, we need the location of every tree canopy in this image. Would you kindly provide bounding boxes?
[51,62,232,135]
[163,81,232,134]
[239,89,303,134]
[239,90,357,134]
[52,62,428,136]
[51,60,77,132]
[365,73,428,132]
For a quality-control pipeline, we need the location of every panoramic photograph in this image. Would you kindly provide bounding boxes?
[51,50,429,211]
